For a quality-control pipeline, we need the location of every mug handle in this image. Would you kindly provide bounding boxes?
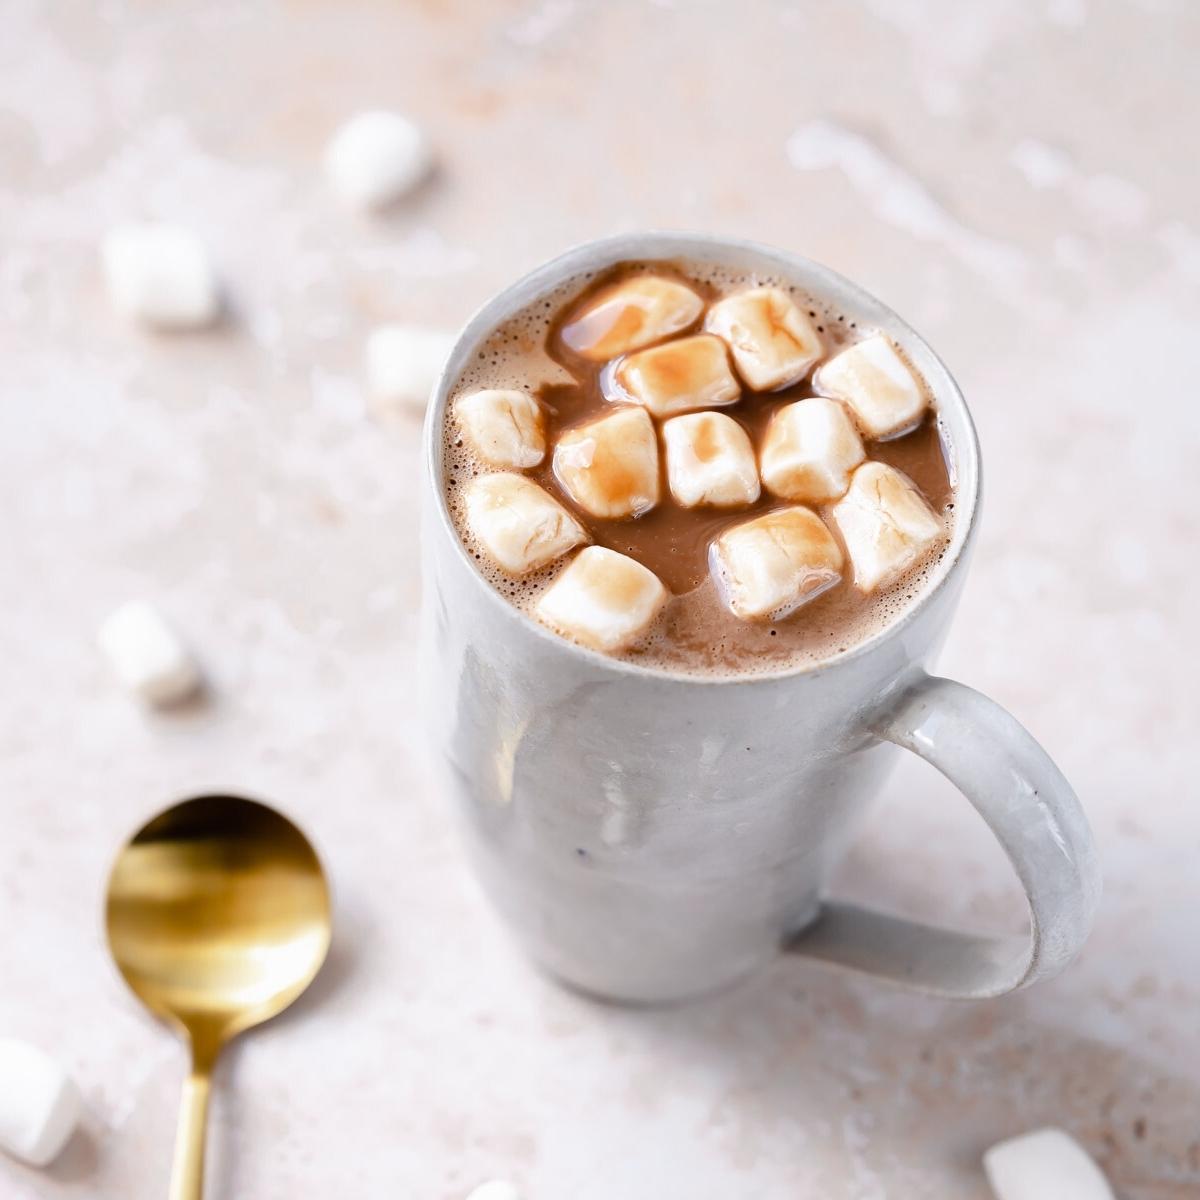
[789,673,1101,998]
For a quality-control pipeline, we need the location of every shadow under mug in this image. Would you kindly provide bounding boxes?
[420,232,1100,1004]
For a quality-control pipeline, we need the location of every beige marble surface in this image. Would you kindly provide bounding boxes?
[2,1,1199,1197]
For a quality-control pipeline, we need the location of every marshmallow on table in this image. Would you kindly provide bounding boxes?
[663,411,759,508]
[0,1038,82,1167]
[100,224,219,331]
[366,324,455,415]
[97,601,202,706]
[760,396,865,503]
[537,546,669,653]
[559,275,704,361]
[705,286,823,391]
[464,473,588,575]
[465,1183,524,1200]
[614,333,740,417]
[983,1128,1114,1200]
[553,406,660,519]
[815,334,927,440]
[455,389,546,469]
[830,461,942,593]
[324,111,433,209]
[711,507,843,620]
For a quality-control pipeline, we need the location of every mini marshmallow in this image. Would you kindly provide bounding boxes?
[711,507,843,620]
[100,223,219,330]
[0,1039,83,1167]
[97,601,202,706]
[983,1128,1113,1200]
[559,275,704,361]
[815,334,927,440]
[760,396,865,503]
[464,473,587,575]
[366,324,455,415]
[553,406,660,519]
[465,1183,524,1200]
[537,546,669,653]
[662,411,760,508]
[705,286,823,391]
[614,334,740,418]
[455,389,546,469]
[829,461,942,593]
[324,111,433,209]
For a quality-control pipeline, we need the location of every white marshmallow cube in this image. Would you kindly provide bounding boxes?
[830,462,942,593]
[760,396,865,503]
[711,507,843,620]
[815,334,927,440]
[553,406,660,519]
[455,389,546,469]
[465,1183,524,1200]
[663,411,759,508]
[0,1039,83,1167]
[100,224,219,331]
[559,275,704,361]
[614,334,740,418]
[705,286,823,391]
[97,601,202,706]
[983,1128,1113,1200]
[464,473,587,576]
[366,324,455,415]
[324,111,433,209]
[537,547,668,653]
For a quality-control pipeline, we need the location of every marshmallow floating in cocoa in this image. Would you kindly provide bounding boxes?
[559,276,704,361]
[706,286,823,391]
[455,389,546,469]
[614,333,740,418]
[815,334,927,440]
[537,546,669,653]
[760,396,865,504]
[711,506,843,620]
[829,461,942,593]
[553,406,660,520]
[663,411,760,509]
[464,473,588,575]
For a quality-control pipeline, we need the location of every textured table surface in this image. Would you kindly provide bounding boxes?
[2,2,1198,1197]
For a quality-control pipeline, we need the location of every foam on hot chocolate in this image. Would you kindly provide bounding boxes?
[442,260,955,676]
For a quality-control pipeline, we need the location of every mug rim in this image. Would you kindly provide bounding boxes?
[423,231,981,686]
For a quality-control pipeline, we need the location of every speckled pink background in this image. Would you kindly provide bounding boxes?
[2,2,1198,1197]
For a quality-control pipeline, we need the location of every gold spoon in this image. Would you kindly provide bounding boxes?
[105,794,332,1200]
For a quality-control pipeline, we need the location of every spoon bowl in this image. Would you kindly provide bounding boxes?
[106,794,331,1200]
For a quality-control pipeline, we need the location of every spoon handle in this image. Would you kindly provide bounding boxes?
[169,1070,211,1200]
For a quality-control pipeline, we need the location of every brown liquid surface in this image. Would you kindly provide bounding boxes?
[443,260,956,676]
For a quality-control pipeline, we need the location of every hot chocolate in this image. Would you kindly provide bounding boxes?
[442,260,955,675]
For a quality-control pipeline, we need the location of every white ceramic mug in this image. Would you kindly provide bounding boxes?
[420,232,1100,1004]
